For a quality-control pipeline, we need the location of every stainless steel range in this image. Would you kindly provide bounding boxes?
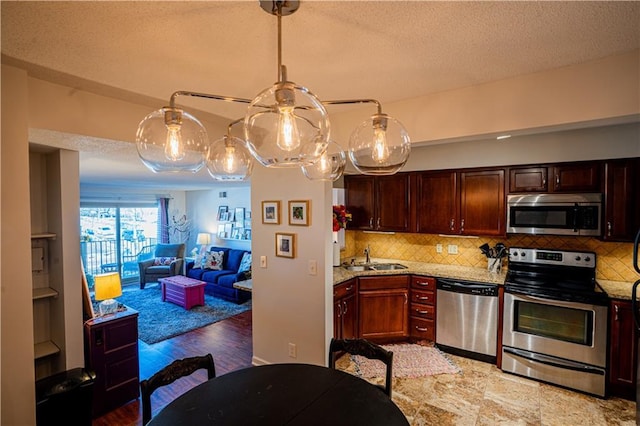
[501,247,609,397]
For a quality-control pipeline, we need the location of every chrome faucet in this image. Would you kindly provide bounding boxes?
[364,245,371,264]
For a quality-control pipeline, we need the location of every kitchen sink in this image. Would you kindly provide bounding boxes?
[342,263,408,271]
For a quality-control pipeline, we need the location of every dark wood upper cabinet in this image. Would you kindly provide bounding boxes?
[415,169,505,236]
[508,161,601,193]
[345,174,411,232]
[603,158,638,241]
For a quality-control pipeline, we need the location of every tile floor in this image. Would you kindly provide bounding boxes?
[336,353,636,425]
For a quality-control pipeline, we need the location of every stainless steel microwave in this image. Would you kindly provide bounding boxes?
[507,193,602,236]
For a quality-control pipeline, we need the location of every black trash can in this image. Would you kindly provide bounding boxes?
[35,367,96,426]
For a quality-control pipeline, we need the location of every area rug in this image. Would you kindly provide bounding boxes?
[353,342,460,378]
[98,284,251,344]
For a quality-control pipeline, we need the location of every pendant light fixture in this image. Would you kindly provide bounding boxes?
[135,0,410,180]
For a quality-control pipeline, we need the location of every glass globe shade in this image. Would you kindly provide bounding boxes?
[136,107,207,173]
[301,140,346,181]
[348,113,411,175]
[205,136,253,182]
[244,81,330,168]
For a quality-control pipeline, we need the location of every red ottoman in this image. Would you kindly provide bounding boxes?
[159,275,206,310]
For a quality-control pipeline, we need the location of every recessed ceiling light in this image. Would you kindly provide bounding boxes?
[496,134,512,140]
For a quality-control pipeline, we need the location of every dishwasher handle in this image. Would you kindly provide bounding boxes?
[437,279,498,296]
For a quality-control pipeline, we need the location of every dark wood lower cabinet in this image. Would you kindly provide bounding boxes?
[334,279,357,340]
[358,275,409,342]
[608,299,637,400]
[409,276,436,341]
[84,308,140,417]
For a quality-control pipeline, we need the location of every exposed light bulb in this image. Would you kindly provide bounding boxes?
[276,106,300,152]
[164,124,185,161]
[372,126,389,163]
[316,151,331,174]
[223,144,237,173]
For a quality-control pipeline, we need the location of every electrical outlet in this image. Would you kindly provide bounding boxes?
[448,244,458,254]
[436,244,443,253]
[308,260,317,275]
[260,255,267,268]
[288,342,297,358]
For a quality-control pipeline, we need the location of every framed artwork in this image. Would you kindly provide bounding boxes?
[235,207,245,227]
[275,232,296,258]
[217,224,225,238]
[217,205,228,221]
[262,201,281,224]
[288,200,310,226]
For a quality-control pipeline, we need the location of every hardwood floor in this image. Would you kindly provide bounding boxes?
[92,310,253,426]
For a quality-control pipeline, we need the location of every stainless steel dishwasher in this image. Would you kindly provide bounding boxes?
[436,278,498,363]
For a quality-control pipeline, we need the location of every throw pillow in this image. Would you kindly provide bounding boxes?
[238,252,252,273]
[192,253,205,269]
[153,256,176,266]
[203,251,224,270]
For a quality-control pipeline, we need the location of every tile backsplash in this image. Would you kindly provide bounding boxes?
[343,231,638,282]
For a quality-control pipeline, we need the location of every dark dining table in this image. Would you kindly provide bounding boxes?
[148,363,409,425]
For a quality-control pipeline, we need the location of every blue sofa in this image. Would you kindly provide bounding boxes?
[185,246,251,304]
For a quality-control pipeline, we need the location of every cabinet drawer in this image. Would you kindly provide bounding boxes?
[410,303,434,319]
[411,276,436,291]
[411,289,435,305]
[359,275,409,291]
[334,280,357,300]
[410,317,435,340]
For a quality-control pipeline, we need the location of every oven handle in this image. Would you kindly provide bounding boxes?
[504,347,604,376]
[505,291,598,310]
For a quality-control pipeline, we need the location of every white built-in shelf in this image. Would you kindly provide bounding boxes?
[31,232,56,240]
[32,287,58,300]
[34,341,60,360]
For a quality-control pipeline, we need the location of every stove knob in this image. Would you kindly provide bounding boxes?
[575,256,581,261]
[520,252,526,257]
[584,256,591,262]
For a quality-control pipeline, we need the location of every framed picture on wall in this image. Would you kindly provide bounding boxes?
[288,200,310,226]
[275,232,295,258]
[262,201,280,224]
[217,206,228,221]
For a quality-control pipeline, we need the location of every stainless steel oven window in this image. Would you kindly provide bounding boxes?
[514,300,593,346]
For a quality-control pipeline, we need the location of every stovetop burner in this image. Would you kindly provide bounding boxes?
[505,247,609,305]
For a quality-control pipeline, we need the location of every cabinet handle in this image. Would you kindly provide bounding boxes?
[450,219,455,231]
[614,304,619,321]
[542,178,547,187]
[369,217,374,228]
[342,300,348,315]
[404,293,408,304]
[337,303,342,317]
[415,295,430,301]
[376,217,381,229]
[345,285,353,292]
[460,219,465,233]
[607,221,612,237]
[555,174,560,187]
[415,309,429,315]
[415,326,429,332]
[415,281,430,287]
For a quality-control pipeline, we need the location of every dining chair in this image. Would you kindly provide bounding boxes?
[140,354,216,425]
[328,338,394,398]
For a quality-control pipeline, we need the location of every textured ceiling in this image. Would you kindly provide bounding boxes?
[2,1,639,189]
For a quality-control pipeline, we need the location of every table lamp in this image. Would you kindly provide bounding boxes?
[196,232,211,254]
[94,272,122,316]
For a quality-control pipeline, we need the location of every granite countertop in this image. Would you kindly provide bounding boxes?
[333,257,639,301]
[333,258,506,286]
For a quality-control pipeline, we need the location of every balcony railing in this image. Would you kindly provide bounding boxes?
[81,238,158,286]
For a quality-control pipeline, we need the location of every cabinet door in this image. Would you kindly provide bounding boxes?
[551,162,601,192]
[359,289,408,341]
[345,176,375,230]
[341,293,358,340]
[604,159,637,241]
[609,299,637,400]
[416,171,458,234]
[333,299,342,340]
[460,169,505,236]
[376,174,411,231]
[508,167,548,192]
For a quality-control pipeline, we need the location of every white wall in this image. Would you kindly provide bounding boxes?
[251,166,333,366]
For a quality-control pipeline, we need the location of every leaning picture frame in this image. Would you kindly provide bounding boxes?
[275,232,295,258]
[217,205,228,221]
[262,200,280,224]
[288,200,310,226]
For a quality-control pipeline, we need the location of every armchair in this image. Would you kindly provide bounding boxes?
[138,243,186,289]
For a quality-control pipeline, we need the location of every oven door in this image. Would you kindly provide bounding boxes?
[503,292,607,368]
